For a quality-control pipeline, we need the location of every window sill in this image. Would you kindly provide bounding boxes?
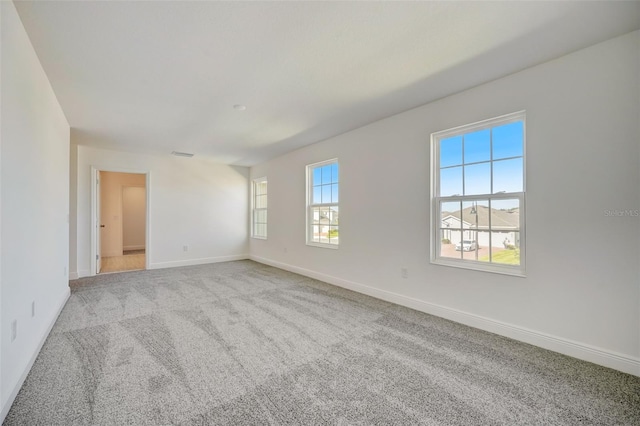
[306,242,339,250]
[431,257,526,277]
[251,236,267,240]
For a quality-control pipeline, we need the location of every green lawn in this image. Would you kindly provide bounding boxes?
[479,249,520,265]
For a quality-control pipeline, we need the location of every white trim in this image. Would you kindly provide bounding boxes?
[250,254,640,377]
[77,269,91,279]
[90,167,151,276]
[306,158,339,248]
[90,167,98,275]
[430,111,526,276]
[1,287,70,423]
[432,110,526,140]
[145,173,151,271]
[251,177,268,239]
[149,254,249,270]
[69,271,79,280]
[123,245,145,251]
[306,241,339,250]
[432,256,526,278]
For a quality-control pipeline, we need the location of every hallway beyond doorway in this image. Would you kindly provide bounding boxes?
[100,250,145,273]
[97,170,147,274]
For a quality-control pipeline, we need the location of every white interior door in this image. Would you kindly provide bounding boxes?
[96,172,102,273]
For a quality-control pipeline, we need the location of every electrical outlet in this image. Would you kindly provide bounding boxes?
[11,320,17,342]
[32,301,36,318]
[183,245,189,252]
[401,268,408,279]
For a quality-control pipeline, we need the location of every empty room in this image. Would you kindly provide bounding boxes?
[1,1,639,424]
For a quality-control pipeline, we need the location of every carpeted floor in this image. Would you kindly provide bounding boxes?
[4,260,640,425]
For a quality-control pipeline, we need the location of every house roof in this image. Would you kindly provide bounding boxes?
[14,1,640,166]
[442,205,519,229]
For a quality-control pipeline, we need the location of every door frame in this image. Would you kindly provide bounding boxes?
[90,166,151,276]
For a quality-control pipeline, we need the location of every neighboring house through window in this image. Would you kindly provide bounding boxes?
[307,159,339,248]
[252,177,267,239]
[431,111,525,275]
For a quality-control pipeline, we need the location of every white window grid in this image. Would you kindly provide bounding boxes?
[252,177,267,239]
[431,111,526,276]
[306,159,339,248]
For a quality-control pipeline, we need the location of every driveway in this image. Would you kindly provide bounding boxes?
[440,243,507,261]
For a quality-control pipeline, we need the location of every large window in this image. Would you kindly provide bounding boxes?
[307,159,339,248]
[252,177,267,239]
[431,111,525,275]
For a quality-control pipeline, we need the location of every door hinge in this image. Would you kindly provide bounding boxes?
[96,254,99,260]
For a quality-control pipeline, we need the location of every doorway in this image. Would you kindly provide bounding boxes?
[94,170,148,274]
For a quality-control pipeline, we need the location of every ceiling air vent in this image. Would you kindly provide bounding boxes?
[171,151,194,158]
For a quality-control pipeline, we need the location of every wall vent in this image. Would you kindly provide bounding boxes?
[171,151,194,158]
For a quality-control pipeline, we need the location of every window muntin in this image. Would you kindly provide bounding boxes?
[252,178,267,239]
[307,160,339,248]
[432,111,525,275]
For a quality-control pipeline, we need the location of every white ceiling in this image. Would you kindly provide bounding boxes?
[14,1,640,166]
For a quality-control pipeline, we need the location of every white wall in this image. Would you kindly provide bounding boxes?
[72,146,249,277]
[100,171,146,256]
[250,31,640,375]
[1,1,70,419]
[0,1,4,411]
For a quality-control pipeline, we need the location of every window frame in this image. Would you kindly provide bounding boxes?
[251,177,267,240]
[430,111,526,276]
[306,159,339,249]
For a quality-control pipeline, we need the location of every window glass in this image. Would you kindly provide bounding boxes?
[307,160,339,247]
[432,112,525,275]
[252,178,268,239]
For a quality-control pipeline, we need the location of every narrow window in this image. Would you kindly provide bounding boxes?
[307,160,339,248]
[252,177,267,239]
[431,111,525,276]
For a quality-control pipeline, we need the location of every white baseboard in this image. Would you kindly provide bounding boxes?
[149,254,249,270]
[123,245,145,251]
[1,287,70,423]
[76,255,249,278]
[102,250,122,257]
[250,255,640,377]
[69,271,79,280]
[77,269,91,279]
